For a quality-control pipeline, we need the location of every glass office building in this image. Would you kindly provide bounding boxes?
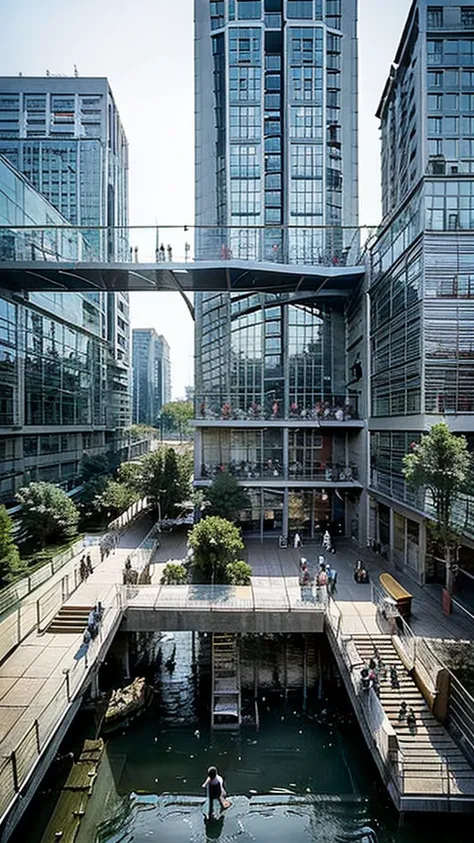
[370,0,474,580]
[132,329,172,426]
[0,76,131,431]
[194,1,364,539]
[0,153,109,503]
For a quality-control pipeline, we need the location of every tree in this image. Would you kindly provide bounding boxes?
[97,480,138,517]
[161,400,193,441]
[16,482,80,548]
[0,506,27,587]
[205,472,251,522]
[160,562,188,585]
[131,448,192,518]
[225,560,252,585]
[187,516,245,583]
[403,422,472,594]
[117,460,144,493]
[80,453,112,482]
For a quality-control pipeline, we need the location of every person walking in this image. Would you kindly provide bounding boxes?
[202,766,231,818]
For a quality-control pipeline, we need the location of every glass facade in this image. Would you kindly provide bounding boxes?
[370,0,474,576]
[194,0,360,538]
[132,329,171,425]
[0,152,109,504]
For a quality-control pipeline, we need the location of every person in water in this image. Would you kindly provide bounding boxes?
[202,766,231,814]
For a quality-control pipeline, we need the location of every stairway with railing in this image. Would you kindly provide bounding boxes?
[211,633,241,731]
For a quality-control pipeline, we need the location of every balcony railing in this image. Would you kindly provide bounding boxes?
[0,224,376,268]
[196,394,360,422]
[198,461,360,482]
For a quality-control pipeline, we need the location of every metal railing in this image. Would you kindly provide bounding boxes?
[0,586,124,826]
[196,394,360,422]
[107,496,151,533]
[0,224,377,267]
[124,582,328,612]
[198,461,359,483]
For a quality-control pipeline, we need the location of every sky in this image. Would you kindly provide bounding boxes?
[2,0,412,398]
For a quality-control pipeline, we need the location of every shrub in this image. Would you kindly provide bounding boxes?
[160,562,188,585]
[225,560,252,586]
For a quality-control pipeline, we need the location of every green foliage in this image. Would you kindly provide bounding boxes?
[0,505,27,587]
[187,516,245,583]
[122,447,192,517]
[80,453,112,482]
[160,562,188,585]
[225,560,252,585]
[16,482,79,548]
[161,401,193,440]
[205,472,250,522]
[80,475,108,507]
[98,480,138,516]
[125,424,157,442]
[403,422,472,540]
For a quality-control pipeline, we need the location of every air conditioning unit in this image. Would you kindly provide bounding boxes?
[450,164,459,174]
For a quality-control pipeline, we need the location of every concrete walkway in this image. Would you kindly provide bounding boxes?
[0,518,153,790]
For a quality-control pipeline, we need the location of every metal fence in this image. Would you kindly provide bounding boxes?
[107,497,151,533]
[0,586,124,827]
[125,582,329,613]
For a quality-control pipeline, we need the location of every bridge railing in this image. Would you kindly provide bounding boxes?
[0,585,124,827]
[124,582,328,612]
[0,224,377,267]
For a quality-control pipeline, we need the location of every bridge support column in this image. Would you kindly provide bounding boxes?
[90,672,100,700]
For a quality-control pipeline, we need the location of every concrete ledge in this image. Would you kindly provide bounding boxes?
[122,608,325,634]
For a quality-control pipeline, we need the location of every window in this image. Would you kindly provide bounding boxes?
[462,7,474,27]
[287,1,313,18]
[428,117,442,134]
[427,40,443,64]
[427,7,443,28]
[428,93,443,110]
[237,0,261,19]
[428,71,443,87]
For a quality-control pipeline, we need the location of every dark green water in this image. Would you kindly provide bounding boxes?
[11,632,474,843]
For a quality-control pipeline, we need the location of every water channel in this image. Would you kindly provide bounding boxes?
[11,631,474,843]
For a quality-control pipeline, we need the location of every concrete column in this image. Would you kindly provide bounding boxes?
[283,426,289,479]
[121,635,131,680]
[194,428,203,480]
[89,672,100,700]
[282,487,289,541]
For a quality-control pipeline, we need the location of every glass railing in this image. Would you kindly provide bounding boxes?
[197,462,360,482]
[195,394,360,421]
[0,224,377,268]
[125,583,328,612]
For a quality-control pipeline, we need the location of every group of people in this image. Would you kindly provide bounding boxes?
[360,654,386,695]
[79,554,93,582]
[299,556,338,595]
[83,601,104,644]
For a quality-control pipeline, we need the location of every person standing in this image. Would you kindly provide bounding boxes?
[294,531,302,549]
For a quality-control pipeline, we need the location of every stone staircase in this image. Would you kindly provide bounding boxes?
[211,633,241,731]
[47,605,92,634]
[352,634,474,797]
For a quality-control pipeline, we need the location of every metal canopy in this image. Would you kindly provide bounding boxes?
[0,259,365,295]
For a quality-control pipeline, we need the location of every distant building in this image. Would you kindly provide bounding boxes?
[184,385,195,402]
[0,75,131,431]
[132,329,171,426]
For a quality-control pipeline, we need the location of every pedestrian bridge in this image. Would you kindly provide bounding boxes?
[0,223,371,293]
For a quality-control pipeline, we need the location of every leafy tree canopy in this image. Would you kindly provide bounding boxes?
[125,424,158,442]
[118,447,192,518]
[403,422,472,539]
[0,505,28,587]
[97,480,138,517]
[187,516,245,582]
[81,453,112,482]
[16,482,79,548]
[161,401,193,439]
[205,472,250,522]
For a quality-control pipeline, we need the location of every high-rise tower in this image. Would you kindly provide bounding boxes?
[194,1,364,541]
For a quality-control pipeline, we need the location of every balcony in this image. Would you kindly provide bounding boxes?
[194,394,361,425]
[197,461,360,484]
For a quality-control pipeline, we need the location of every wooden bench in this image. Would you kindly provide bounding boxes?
[379,572,413,619]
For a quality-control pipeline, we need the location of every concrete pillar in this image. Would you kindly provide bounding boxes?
[194,428,203,480]
[283,487,289,540]
[121,635,131,680]
[90,672,100,700]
